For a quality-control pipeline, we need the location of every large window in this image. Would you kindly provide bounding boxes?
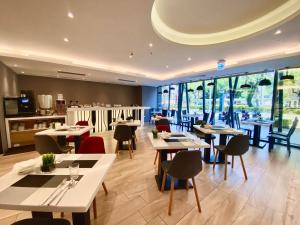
[187,81,203,114]
[161,86,169,109]
[169,85,178,110]
[215,78,230,124]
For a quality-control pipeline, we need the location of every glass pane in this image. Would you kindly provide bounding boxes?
[187,81,203,114]
[215,78,230,125]
[169,85,178,110]
[161,86,169,109]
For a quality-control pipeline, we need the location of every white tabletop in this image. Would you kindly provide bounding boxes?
[193,125,243,135]
[35,126,93,136]
[147,132,210,150]
[240,120,273,127]
[110,120,141,127]
[151,116,174,122]
[0,154,115,213]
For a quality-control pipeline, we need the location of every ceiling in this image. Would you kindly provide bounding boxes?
[0,0,300,86]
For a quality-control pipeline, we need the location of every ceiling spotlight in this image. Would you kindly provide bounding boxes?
[68,12,74,19]
[274,29,282,35]
[166,65,169,69]
[13,64,18,67]
[149,43,153,47]
[21,71,24,74]
[187,57,192,61]
[129,52,134,58]
[63,38,69,42]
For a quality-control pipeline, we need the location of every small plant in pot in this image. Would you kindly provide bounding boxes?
[41,153,56,172]
[196,120,207,128]
[152,129,158,139]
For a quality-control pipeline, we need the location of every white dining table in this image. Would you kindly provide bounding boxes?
[109,120,141,127]
[0,154,116,225]
[35,126,93,153]
[148,132,210,191]
[193,125,243,164]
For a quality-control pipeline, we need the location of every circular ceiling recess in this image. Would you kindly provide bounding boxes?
[151,0,300,45]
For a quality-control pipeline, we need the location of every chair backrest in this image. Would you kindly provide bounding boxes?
[162,109,168,117]
[156,124,171,133]
[224,135,249,156]
[78,136,105,154]
[113,125,133,141]
[171,109,176,117]
[126,116,134,120]
[34,135,64,154]
[155,118,169,126]
[76,121,89,126]
[287,117,298,137]
[203,112,209,123]
[167,150,202,179]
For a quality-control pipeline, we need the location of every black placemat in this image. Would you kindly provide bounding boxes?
[164,139,180,142]
[55,160,98,168]
[171,134,186,137]
[12,175,65,188]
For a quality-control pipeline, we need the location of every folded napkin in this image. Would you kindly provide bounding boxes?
[13,159,40,175]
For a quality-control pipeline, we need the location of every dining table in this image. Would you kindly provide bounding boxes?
[193,125,243,164]
[110,120,141,150]
[0,153,116,225]
[240,119,273,148]
[35,126,93,153]
[148,132,210,191]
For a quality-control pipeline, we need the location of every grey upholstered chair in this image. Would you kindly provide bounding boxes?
[213,135,249,180]
[161,150,203,215]
[11,218,70,225]
[34,135,72,155]
[114,125,134,159]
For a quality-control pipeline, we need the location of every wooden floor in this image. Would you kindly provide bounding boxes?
[0,125,300,225]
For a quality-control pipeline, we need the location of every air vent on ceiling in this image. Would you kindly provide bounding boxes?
[57,70,86,77]
[118,78,136,83]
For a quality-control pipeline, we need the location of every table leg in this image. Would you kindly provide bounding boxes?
[155,150,192,190]
[32,211,53,219]
[202,134,229,164]
[74,136,81,153]
[72,210,90,225]
[251,125,266,148]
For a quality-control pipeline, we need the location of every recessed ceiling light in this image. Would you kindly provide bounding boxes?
[63,38,69,42]
[274,29,282,35]
[166,65,169,69]
[129,52,134,58]
[68,12,74,19]
[187,57,192,61]
[13,64,17,67]
[21,71,24,74]
[149,43,153,47]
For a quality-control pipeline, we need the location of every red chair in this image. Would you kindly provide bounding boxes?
[156,124,171,133]
[66,121,90,143]
[77,136,108,219]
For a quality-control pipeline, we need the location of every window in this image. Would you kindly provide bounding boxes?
[169,85,178,110]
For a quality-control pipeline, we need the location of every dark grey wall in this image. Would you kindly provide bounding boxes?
[0,62,19,153]
[18,75,141,107]
[142,86,157,122]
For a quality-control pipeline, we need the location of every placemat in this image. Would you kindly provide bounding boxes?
[12,175,65,188]
[171,134,186,137]
[55,160,98,168]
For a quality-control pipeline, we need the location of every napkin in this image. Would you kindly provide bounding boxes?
[13,159,39,175]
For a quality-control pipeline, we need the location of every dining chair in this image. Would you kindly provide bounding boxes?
[66,120,90,144]
[194,120,216,153]
[126,116,138,142]
[114,125,134,159]
[161,150,203,215]
[162,109,168,117]
[268,117,298,156]
[34,135,72,154]
[77,136,108,219]
[213,135,249,180]
[180,110,191,131]
[235,113,252,138]
[11,218,70,225]
[155,118,169,126]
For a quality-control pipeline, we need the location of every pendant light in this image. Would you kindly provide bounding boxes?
[207,77,214,86]
[170,86,175,90]
[196,85,203,91]
[258,70,271,86]
[163,89,169,94]
[188,88,194,92]
[240,73,251,89]
[280,67,294,80]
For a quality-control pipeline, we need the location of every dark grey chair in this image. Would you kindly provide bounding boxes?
[213,135,249,180]
[11,218,70,225]
[114,125,134,159]
[34,135,72,155]
[162,109,168,117]
[235,113,252,137]
[161,150,202,215]
[268,117,298,156]
[155,118,170,126]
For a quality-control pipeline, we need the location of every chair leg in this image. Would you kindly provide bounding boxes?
[154,151,158,165]
[213,150,219,170]
[287,140,291,156]
[224,154,228,180]
[239,155,248,180]
[231,155,234,169]
[102,182,108,195]
[115,143,119,155]
[186,179,189,191]
[191,177,201,213]
[60,212,64,218]
[161,171,167,192]
[128,140,133,159]
[168,177,175,216]
[93,198,97,219]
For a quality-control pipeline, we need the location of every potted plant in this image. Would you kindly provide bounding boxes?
[41,153,56,172]
[152,129,158,139]
[196,120,207,128]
